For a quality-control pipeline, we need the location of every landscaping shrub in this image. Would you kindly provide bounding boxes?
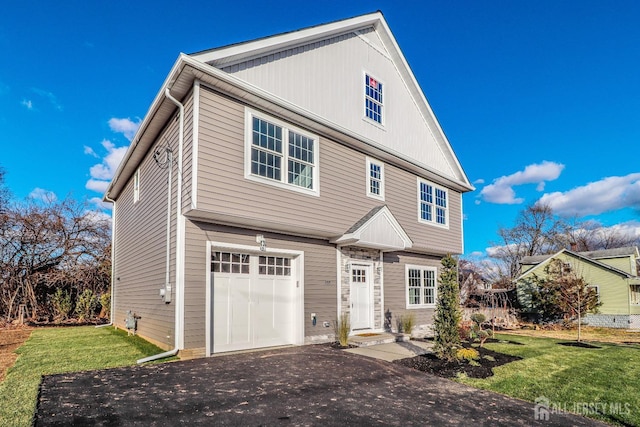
[75,289,98,322]
[50,288,72,321]
[334,313,350,347]
[399,312,416,335]
[456,347,480,362]
[433,254,462,361]
[99,292,111,319]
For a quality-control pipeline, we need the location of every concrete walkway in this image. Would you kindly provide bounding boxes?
[346,339,434,361]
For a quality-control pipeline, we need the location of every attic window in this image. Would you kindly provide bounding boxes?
[365,74,383,124]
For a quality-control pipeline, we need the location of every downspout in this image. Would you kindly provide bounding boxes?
[96,194,117,328]
[137,88,184,364]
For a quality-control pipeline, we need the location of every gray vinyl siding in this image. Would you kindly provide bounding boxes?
[181,91,195,212]
[383,252,442,329]
[182,221,337,350]
[112,108,182,350]
[196,86,463,254]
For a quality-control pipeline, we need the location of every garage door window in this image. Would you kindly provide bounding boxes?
[259,256,291,276]
[212,252,250,274]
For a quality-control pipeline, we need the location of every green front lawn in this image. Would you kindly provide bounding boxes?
[458,334,640,426]
[0,326,173,427]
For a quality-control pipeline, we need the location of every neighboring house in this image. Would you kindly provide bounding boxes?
[104,12,473,358]
[516,247,640,329]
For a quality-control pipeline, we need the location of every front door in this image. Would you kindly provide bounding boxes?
[350,264,372,330]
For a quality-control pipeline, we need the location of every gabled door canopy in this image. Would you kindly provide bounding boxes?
[332,205,412,251]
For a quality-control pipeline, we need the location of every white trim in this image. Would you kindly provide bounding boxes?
[191,80,200,210]
[205,242,212,356]
[416,177,450,229]
[350,261,374,331]
[244,107,320,197]
[405,264,437,309]
[379,249,385,330]
[332,205,412,251]
[354,30,390,60]
[365,157,385,201]
[207,241,305,355]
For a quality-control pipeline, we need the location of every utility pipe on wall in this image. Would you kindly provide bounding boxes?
[137,88,184,364]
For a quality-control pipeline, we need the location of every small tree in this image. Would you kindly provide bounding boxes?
[433,254,462,361]
[529,259,601,341]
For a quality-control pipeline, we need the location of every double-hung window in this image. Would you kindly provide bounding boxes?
[418,178,448,227]
[364,74,383,124]
[406,265,437,308]
[631,285,640,305]
[246,109,319,195]
[366,157,384,200]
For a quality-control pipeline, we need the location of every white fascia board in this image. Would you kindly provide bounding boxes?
[192,13,382,66]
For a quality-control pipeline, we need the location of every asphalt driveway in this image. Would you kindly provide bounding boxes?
[35,345,604,426]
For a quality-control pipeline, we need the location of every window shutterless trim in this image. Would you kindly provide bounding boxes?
[366,157,384,201]
[133,168,140,203]
[363,71,385,127]
[416,177,449,229]
[244,107,320,197]
[405,264,437,309]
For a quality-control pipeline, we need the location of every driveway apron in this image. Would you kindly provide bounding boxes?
[35,345,604,426]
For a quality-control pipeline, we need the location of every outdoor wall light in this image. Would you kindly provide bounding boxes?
[256,234,267,251]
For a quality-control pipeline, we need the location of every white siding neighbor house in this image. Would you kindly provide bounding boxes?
[105,11,473,358]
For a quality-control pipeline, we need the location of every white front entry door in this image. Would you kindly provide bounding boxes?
[212,251,295,353]
[350,264,372,330]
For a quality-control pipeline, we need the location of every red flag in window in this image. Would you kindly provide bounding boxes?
[369,77,377,88]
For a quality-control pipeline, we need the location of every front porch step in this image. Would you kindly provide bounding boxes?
[348,332,405,347]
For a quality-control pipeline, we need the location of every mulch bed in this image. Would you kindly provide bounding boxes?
[558,341,601,349]
[393,345,521,379]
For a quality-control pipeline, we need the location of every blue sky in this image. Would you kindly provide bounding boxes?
[1,1,639,256]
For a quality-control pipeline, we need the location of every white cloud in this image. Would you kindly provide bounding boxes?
[473,178,485,185]
[86,179,109,193]
[21,99,33,110]
[108,117,141,141]
[84,145,98,157]
[29,187,57,202]
[89,197,113,211]
[85,139,128,194]
[539,173,640,217]
[84,208,112,223]
[31,88,62,111]
[480,161,565,204]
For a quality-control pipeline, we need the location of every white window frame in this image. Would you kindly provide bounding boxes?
[405,264,437,309]
[417,177,449,229]
[244,108,319,197]
[630,285,640,305]
[363,72,384,127]
[133,168,140,203]
[366,157,384,201]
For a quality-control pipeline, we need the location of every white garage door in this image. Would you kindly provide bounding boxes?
[212,251,296,353]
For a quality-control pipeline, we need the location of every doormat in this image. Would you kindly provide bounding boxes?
[356,333,380,337]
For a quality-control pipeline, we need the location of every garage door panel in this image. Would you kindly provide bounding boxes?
[213,251,296,353]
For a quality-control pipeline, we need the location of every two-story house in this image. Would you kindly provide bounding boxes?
[105,12,473,359]
[517,247,640,329]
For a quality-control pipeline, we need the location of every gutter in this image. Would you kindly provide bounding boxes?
[137,88,185,364]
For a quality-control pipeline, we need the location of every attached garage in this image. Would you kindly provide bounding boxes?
[209,245,304,354]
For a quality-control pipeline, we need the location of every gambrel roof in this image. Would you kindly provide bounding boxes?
[105,11,473,200]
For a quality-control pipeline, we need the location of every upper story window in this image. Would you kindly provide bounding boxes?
[133,168,140,203]
[366,157,384,200]
[245,109,319,196]
[365,74,383,124]
[406,265,437,308]
[418,178,448,227]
